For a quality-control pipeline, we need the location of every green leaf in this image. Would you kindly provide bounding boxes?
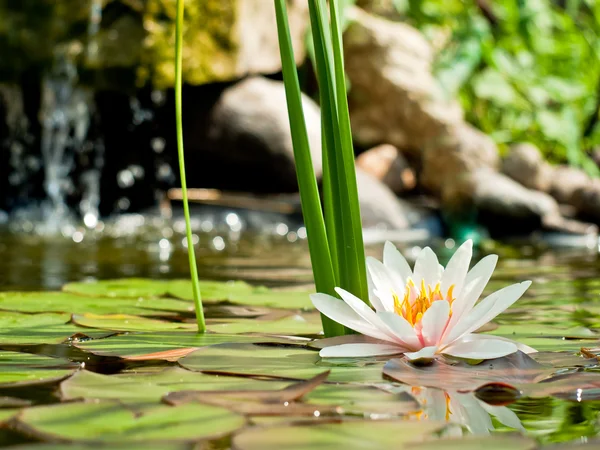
[75,332,294,359]
[60,368,289,403]
[231,420,444,450]
[18,400,245,443]
[178,343,385,383]
[0,351,77,386]
[275,0,342,337]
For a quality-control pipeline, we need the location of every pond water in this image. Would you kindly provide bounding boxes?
[0,213,600,448]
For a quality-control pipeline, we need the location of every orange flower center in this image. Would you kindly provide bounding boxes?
[393,279,455,326]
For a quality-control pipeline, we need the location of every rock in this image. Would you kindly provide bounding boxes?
[502,143,553,192]
[0,1,309,89]
[421,124,499,195]
[571,180,600,222]
[343,7,463,154]
[442,169,595,236]
[356,168,433,230]
[549,166,590,205]
[355,144,416,194]
[184,76,323,193]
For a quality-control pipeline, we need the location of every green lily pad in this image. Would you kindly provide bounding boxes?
[60,368,290,403]
[0,351,78,386]
[17,400,246,443]
[206,314,322,336]
[231,420,444,450]
[10,445,188,450]
[408,435,537,450]
[63,278,314,310]
[75,332,296,359]
[0,323,114,346]
[72,314,196,332]
[179,343,386,383]
[0,292,192,316]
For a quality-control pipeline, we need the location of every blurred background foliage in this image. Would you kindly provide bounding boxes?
[366,0,600,176]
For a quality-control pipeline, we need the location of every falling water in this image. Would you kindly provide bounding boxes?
[36,0,104,233]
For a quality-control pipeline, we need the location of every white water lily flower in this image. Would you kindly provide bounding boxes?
[311,240,535,360]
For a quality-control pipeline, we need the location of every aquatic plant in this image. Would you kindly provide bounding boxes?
[175,0,205,332]
[274,0,367,338]
[311,240,534,360]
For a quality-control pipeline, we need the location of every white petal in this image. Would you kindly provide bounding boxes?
[405,345,438,361]
[440,240,473,298]
[456,333,537,354]
[366,266,387,313]
[383,241,412,289]
[310,293,392,341]
[335,288,403,343]
[366,257,396,312]
[420,300,451,347]
[444,255,498,337]
[377,311,421,349]
[442,338,518,360]
[413,247,441,287]
[442,281,531,346]
[319,343,405,358]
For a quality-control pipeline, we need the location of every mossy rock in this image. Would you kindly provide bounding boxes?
[0,0,308,89]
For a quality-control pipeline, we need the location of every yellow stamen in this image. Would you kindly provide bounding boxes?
[392,279,456,327]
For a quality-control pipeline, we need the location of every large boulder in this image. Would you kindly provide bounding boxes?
[0,0,309,89]
[343,7,463,154]
[185,76,322,193]
[442,169,595,236]
[421,124,499,195]
[502,143,553,193]
[355,144,416,194]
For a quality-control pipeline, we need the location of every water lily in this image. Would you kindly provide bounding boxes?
[311,240,534,360]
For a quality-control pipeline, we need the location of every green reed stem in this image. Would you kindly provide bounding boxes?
[176,0,205,333]
[274,0,344,337]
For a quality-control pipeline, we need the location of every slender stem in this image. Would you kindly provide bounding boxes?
[176,0,205,333]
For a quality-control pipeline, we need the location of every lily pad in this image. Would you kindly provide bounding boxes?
[60,368,290,403]
[206,314,322,336]
[179,343,386,383]
[63,278,314,310]
[75,332,296,359]
[0,292,192,316]
[72,314,196,332]
[17,400,246,443]
[0,351,78,386]
[408,435,537,450]
[231,420,444,450]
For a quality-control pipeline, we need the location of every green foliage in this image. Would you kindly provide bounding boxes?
[400,0,600,174]
[274,0,368,337]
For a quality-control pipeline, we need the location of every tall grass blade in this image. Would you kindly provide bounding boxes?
[308,0,369,305]
[175,0,206,333]
[274,0,345,337]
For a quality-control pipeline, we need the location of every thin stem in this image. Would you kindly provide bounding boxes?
[176,0,206,333]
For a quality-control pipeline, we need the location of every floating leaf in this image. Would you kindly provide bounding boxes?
[0,292,192,316]
[383,352,552,392]
[408,435,537,450]
[17,400,246,443]
[179,343,385,383]
[75,332,296,360]
[0,351,78,387]
[60,368,290,403]
[72,314,196,332]
[231,420,444,450]
[164,371,333,416]
[63,279,314,310]
[206,314,322,336]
